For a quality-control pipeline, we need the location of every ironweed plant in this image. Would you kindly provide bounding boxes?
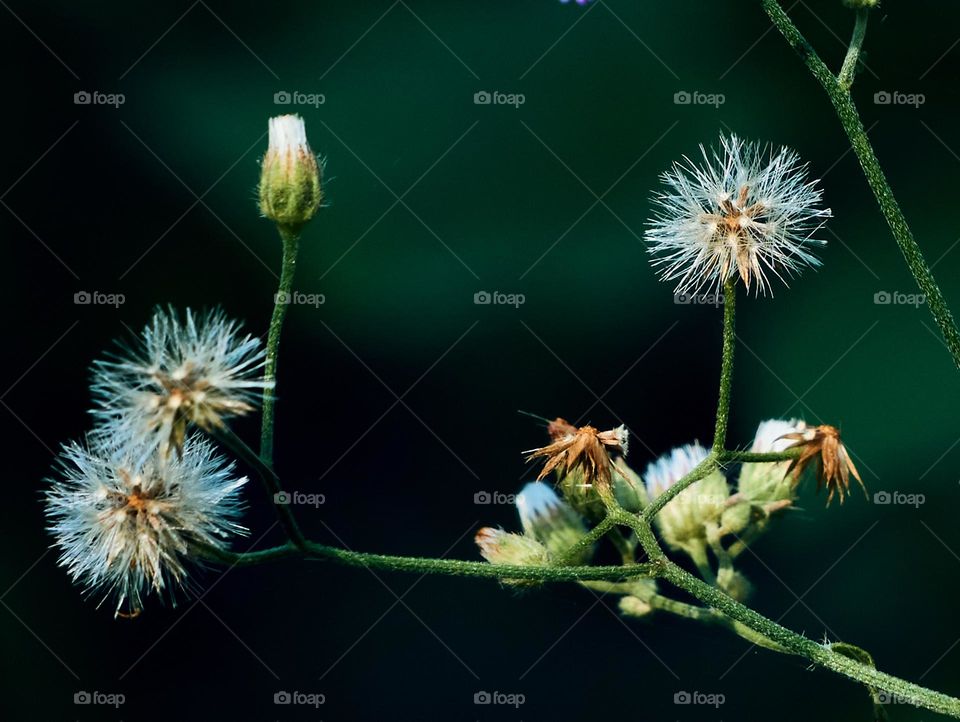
[42,2,960,718]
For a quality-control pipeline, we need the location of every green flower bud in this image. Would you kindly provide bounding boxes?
[645,444,730,558]
[718,569,752,602]
[738,419,804,505]
[516,482,592,564]
[619,596,654,618]
[259,114,323,231]
[719,500,754,537]
[475,528,549,586]
[612,460,648,513]
[556,468,607,522]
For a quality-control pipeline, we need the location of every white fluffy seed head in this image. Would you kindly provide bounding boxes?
[646,134,831,297]
[90,307,272,460]
[44,433,248,616]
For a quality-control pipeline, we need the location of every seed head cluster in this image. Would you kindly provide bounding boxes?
[45,307,264,616]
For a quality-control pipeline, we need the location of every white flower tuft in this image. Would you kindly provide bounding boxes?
[646,134,831,296]
[738,418,807,505]
[90,307,272,459]
[750,418,807,454]
[643,442,711,498]
[644,443,730,556]
[268,114,310,156]
[44,433,248,616]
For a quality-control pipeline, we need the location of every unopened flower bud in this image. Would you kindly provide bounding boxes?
[719,500,754,536]
[475,528,549,572]
[557,468,606,521]
[718,569,752,602]
[738,419,805,505]
[516,482,592,564]
[644,443,730,558]
[619,595,654,618]
[259,114,323,231]
[611,460,648,513]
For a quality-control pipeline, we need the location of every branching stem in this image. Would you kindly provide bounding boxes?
[761,0,960,369]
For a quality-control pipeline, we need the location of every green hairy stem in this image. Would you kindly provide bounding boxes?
[761,0,960,370]
[260,225,300,465]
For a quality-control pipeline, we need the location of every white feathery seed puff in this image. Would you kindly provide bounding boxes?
[90,307,272,459]
[646,134,831,296]
[44,433,248,616]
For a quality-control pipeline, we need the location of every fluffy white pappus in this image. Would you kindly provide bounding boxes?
[90,307,272,459]
[44,433,248,616]
[646,134,831,297]
[268,114,310,156]
[643,442,710,498]
[750,418,807,453]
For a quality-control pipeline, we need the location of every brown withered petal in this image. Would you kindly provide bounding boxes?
[780,425,866,505]
[546,417,578,441]
[525,420,628,490]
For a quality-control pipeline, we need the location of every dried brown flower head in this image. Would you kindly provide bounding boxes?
[525,418,629,490]
[780,424,865,505]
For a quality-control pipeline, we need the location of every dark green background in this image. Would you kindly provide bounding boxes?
[3,0,960,719]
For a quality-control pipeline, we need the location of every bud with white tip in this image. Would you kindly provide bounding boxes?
[259,114,323,231]
[644,443,729,559]
[475,528,549,586]
[516,482,592,564]
[738,419,806,505]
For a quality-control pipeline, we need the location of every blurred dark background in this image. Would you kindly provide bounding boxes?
[2,0,960,719]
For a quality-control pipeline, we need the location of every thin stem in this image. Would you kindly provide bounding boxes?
[204,540,659,582]
[761,0,960,370]
[687,541,717,585]
[838,9,868,91]
[713,276,736,452]
[645,593,716,621]
[659,560,960,717]
[210,425,308,550]
[719,449,801,464]
[613,510,960,717]
[196,541,300,567]
[557,517,614,565]
[260,226,300,464]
